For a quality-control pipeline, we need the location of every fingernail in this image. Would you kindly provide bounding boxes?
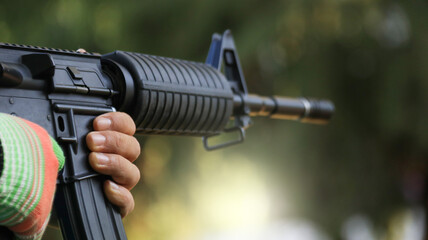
[91,133,106,146]
[95,153,109,166]
[97,117,111,129]
[110,181,120,192]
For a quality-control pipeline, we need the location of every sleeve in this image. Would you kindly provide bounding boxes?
[0,113,64,240]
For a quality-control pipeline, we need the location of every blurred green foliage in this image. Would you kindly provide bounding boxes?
[1,0,427,239]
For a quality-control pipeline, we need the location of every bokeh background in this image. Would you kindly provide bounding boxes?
[1,0,428,239]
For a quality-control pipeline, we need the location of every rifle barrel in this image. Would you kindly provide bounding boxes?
[234,94,334,124]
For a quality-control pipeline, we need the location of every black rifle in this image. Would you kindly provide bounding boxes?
[0,30,333,239]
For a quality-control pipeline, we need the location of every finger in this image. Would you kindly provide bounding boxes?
[86,131,141,161]
[89,152,140,190]
[93,112,136,135]
[104,180,135,218]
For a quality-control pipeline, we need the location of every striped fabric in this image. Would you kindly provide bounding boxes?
[0,139,3,177]
[0,113,64,240]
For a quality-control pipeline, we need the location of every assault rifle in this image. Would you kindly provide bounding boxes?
[0,30,334,239]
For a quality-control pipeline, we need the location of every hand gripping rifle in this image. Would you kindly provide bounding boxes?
[0,30,334,239]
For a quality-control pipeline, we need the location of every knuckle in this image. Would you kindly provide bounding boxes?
[129,197,135,213]
[120,112,136,131]
[124,193,135,216]
[128,166,140,189]
[121,191,129,204]
[114,156,125,175]
[115,133,123,148]
[130,138,141,160]
[135,167,141,183]
[106,131,123,152]
[109,154,120,169]
[104,132,140,160]
[112,112,136,135]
